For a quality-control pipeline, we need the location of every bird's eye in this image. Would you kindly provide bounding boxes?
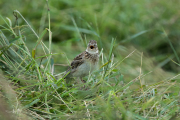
[90,46,94,49]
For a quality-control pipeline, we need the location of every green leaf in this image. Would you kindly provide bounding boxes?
[32,49,35,59]
[163,29,180,63]
[34,28,47,49]
[9,36,21,43]
[23,99,40,109]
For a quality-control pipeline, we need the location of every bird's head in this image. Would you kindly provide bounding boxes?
[86,40,98,54]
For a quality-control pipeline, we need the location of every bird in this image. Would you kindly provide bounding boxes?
[64,40,99,84]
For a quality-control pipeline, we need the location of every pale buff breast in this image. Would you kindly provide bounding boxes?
[72,59,98,78]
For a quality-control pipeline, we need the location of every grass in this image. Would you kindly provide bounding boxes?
[0,0,180,120]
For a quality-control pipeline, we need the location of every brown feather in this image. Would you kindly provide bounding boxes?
[63,40,99,84]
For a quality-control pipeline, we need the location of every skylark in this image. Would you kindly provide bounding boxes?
[64,40,99,83]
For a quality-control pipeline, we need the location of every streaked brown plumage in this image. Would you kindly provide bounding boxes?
[64,40,99,83]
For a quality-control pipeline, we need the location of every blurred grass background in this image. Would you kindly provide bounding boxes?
[0,0,180,119]
[1,0,180,73]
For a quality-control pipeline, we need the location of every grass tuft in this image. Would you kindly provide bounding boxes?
[0,1,180,119]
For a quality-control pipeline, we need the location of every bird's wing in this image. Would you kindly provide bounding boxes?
[65,52,85,75]
[71,51,85,69]
[73,51,85,60]
[63,52,85,82]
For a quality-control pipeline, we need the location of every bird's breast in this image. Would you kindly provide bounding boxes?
[72,60,98,78]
